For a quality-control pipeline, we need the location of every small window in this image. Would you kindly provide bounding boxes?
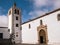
[29,24,31,29]
[40,20,43,25]
[16,24,18,27]
[57,14,60,21]
[16,16,18,20]
[8,29,10,32]
[9,11,11,15]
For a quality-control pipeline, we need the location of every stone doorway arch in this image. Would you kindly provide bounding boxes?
[37,25,48,45]
[39,29,46,44]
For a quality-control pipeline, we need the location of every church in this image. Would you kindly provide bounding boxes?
[0,3,60,45]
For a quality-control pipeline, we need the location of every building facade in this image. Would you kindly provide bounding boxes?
[0,27,10,39]
[0,3,60,45]
[22,9,60,45]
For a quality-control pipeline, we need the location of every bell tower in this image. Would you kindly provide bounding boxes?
[8,3,22,44]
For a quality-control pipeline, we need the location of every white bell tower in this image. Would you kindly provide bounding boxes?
[8,3,22,44]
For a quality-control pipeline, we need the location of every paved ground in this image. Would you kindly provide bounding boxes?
[0,39,60,45]
[11,43,43,45]
[13,43,60,45]
[12,44,51,45]
[0,43,60,45]
[15,44,39,45]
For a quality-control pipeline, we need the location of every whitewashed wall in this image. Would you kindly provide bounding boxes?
[0,27,10,39]
[8,8,13,34]
[8,14,12,34]
[22,10,60,44]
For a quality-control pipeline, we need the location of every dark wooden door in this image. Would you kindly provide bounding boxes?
[40,36,43,43]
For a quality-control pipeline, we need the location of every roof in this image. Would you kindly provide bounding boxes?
[0,27,8,28]
[22,8,60,24]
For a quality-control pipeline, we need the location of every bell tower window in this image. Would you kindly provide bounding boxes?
[16,24,18,27]
[14,9,19,15]
[16,16,18,20]
[17,10,19,15]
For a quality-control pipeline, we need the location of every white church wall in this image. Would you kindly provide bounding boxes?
[8,14,12,34]
[0,28,10,39]
[22,10,60,44]
[22,20,40,44]
[42,11,60,44]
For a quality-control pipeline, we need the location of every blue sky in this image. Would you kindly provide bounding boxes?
[0,0,60,26]
[0,0,33,22]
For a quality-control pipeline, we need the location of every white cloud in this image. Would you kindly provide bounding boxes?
[33,0,47,8]
[0,6,8,27]
[33,0,60,9]
[54,0,60,9]
[29,9,48,19]
[0,15,8,27]
[28,0,60,18]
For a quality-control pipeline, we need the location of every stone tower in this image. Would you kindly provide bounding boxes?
[8,3,22,44]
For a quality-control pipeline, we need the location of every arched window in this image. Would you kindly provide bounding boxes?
[16,24,18,27]
[29,24,31,29]
[16,16,18,20]
[17,10,19,15]
[14,9,19,15]
[14,9,17,14]
[57,14,60,21]
[40,20,43,25]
